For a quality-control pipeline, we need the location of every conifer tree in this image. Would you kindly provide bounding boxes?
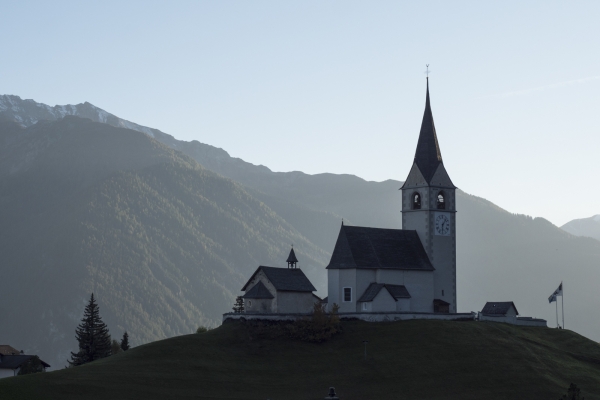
[68,293,112,366]
[120,331,130,351]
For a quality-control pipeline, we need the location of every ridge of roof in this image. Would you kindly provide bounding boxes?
[414,79,443,183]
[241,266,316,292]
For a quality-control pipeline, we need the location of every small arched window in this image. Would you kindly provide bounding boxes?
[412,192,421,210]
[437,191,445,210]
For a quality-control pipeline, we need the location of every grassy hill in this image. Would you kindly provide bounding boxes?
[1,320,600,399]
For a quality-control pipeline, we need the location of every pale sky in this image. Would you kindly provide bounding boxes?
[2,1,599,226]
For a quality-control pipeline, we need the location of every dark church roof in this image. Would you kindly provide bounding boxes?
[242,281,274,299]
[326,225,434,270]
[358,283,411,302]
[414,79,443,183]
[241,266,316,292]
[481,302,519,316]
[286,248,298,263]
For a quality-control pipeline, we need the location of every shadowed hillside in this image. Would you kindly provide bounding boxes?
[1,320,599,400]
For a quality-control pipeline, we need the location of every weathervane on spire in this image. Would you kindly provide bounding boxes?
[425,64,430,79]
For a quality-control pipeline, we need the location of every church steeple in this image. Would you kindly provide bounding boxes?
[286,246,298,268]
[414,78,443,183]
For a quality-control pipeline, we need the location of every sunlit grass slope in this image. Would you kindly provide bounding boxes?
[1,320,599,400]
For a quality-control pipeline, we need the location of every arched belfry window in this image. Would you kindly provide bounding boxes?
[437,191,445,210]
[412,192,421,210]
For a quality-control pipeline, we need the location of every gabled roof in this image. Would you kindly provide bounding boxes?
[326,225,434,271]
[321,296,328,304]
[241,266,316,292]
[414,79,443,184]
[481,302,519,316]
[286,248,298,263]
[358,283,411,302]
[0,355,50,369]
[242,281,274,299]
[0,345,20,356]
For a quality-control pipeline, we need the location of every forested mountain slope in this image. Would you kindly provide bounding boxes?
[0,117,328,368]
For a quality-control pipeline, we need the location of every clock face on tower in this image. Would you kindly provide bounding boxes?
[435,213,451,236]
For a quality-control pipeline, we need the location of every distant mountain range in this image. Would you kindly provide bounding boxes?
[561,215,600,241]
[1,94,600,369]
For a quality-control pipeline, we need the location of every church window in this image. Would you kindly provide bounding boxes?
[362,302,367,311]
[412,192,421,209]
[248,300,252,307]
[343,287,352,302]
[437,192,445,209]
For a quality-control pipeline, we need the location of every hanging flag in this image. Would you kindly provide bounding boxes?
[548,282,563,303]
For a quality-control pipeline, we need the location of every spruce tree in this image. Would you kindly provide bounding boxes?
[120,331,130,351]
[68,293,112,366]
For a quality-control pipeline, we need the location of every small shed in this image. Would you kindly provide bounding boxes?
[357,283,411,312]
[481,302,519,317]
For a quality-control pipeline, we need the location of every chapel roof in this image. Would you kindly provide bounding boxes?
[358,283,411,302]
[326,225,434,271]
[481,302,519,316]
[241,266,316,292]
[0,355,51,369]
[242,281,274,299]
[413,79,443,183]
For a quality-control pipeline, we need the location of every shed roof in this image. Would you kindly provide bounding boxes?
[242,281,274,299]
[241,266,316,292]
[0,355,50,369]
[326,225,434,271]
[481,302,519,316]
[358,283,411,302]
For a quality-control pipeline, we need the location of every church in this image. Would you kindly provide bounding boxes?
[324,78,457,314]
[235,79,458,316]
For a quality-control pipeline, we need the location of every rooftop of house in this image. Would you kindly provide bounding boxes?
[241,266,316,292]
[0,345,20,356]
[326,225,434,271]
[0,354,51,369]
[481,302,519,316]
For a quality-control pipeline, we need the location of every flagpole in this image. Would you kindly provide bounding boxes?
[561,282,565,329]
[556,300,559,328]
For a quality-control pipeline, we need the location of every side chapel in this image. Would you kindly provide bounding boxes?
[325,78,457,314]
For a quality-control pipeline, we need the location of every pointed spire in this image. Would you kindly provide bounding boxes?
[413,78,443,183]
[287,246,298,268]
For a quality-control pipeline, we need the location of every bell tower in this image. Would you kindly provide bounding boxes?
[401,78,457,313]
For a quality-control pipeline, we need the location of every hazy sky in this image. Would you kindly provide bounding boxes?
[2,1,599,226]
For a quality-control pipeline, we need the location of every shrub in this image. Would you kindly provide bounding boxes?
[196,326,210,334]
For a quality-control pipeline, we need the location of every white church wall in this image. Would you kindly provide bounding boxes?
[277,291,315,313]
[396,298,411,311]
[371,289,396,312]
[327,269,340,312]
[244,298,273,313]
[404,271,434,312]
[356,269,376,310]
[337,269,357,313]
